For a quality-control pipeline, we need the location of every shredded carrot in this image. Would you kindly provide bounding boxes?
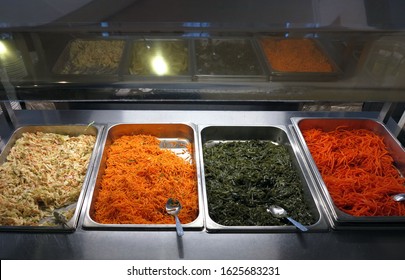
[260,38,334,72]
[93,134,198,224]
[302,127,405,217]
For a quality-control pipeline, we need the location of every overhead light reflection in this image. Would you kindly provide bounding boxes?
[0,41,8,56]
[151,55,168,76]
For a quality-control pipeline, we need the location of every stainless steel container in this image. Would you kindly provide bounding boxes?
[291,117,405,229]
[193,38,268,82]
[83,123,204,230]
[0,124,104,232]
[199,125,329,232]
[258,37,342,81]
[122,38,192,81]
[52,38,127,82]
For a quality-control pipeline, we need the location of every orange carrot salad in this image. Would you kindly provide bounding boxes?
[302,127,405,216]
[93,134,198,224]
[260,38,334,72]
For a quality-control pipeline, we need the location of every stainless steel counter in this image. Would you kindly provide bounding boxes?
[1,109,405,260]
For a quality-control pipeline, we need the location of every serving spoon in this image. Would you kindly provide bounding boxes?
[166,198,184,237]
[267,205,308,232]
[392,193,405,202]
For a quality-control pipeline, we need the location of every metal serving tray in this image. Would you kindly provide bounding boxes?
[83,123,204,230]
[122,38,192,81]
[193,38,268,82]
[258,37,342,82]
[0,124,103,232]
[199,125,329,232]
[291,117,405,229]
[52,38,127,82]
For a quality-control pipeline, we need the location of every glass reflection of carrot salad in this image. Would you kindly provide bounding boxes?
[260,38,333,72]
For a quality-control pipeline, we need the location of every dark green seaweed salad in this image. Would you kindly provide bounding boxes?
[195,39,263,75]
[203,140,316,226]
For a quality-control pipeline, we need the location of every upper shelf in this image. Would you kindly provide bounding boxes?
[1,1,405,103]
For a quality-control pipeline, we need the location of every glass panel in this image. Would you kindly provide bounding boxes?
[0,1,405,103]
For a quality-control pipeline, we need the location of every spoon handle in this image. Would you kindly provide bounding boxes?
[392,193,405,202]
[175,215,184,237]
[287,217,308,232]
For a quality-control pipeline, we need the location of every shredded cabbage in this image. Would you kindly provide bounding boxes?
[0,132,96,226]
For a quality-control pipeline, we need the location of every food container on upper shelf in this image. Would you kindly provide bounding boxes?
[122,38,192,81]
[193,38,268,81]
[52,38,127,81]
[258,37,341,81]
[0,124,103,232]
[82,123,204,230]
[291,117,405,229]
[199,125,329,232]
[357,36,405,87]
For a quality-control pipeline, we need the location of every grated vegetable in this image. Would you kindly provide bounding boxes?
[0,132,96,226]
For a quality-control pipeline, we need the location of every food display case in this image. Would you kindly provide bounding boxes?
[1,0,405,259]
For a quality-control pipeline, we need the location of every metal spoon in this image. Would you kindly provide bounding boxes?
[392,193,405,202]
[267,205,308,232]
[166,198,184,237]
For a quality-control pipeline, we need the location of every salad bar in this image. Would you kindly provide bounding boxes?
[1,109,405,260]
[1,0,405,260]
